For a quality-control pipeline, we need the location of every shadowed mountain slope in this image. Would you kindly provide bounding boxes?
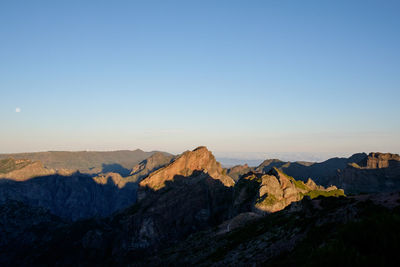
[2,191,400,266]
[112,172,235,258]
[0,173,138,220]
[142,192,400,266]
[254,153,367,185]
[330,152,400,194]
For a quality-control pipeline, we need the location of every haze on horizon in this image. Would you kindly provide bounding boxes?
[1,1,399,159]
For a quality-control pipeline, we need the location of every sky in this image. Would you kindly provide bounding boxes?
[0,0,399,161]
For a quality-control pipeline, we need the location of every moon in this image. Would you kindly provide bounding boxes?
[15,107,21,113]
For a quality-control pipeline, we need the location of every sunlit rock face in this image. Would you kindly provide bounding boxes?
[234,168,344,213]
[139,146,235,191]
[358,152,400,169]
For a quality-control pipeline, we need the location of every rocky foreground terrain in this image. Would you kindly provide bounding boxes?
[0,147,400,266]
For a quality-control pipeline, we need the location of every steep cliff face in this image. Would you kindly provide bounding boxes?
[330,153,400,194]
[357,152,400,169]
[0,158,56,181]
[139,146,235,191]
[234,168,344,213]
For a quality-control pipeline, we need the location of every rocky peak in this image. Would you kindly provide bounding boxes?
[139,146,235,190]
[358,152,400,169]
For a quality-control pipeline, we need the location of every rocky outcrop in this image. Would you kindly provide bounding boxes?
[234,168,344,213]
[357,152,400,169]
[139,146,235,191]
[324,153,400,194]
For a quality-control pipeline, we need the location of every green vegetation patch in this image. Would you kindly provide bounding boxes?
[257,194,278,206]
[289,177,308,190]
[304,189,345,199]
[275,167,308,190]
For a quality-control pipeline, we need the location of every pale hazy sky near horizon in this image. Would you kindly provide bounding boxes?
[1,0,399,159]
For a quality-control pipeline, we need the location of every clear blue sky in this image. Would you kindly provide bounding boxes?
[1,0,399,159]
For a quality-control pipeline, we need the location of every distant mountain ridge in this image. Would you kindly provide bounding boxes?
[227,152,400,194]
[0,150,171,175]
[0,158,67,181]
[330,152,400,194]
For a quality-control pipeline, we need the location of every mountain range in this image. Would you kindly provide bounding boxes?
[0,147,400,266]
[227,152,400,194]
[0,150,170,176]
